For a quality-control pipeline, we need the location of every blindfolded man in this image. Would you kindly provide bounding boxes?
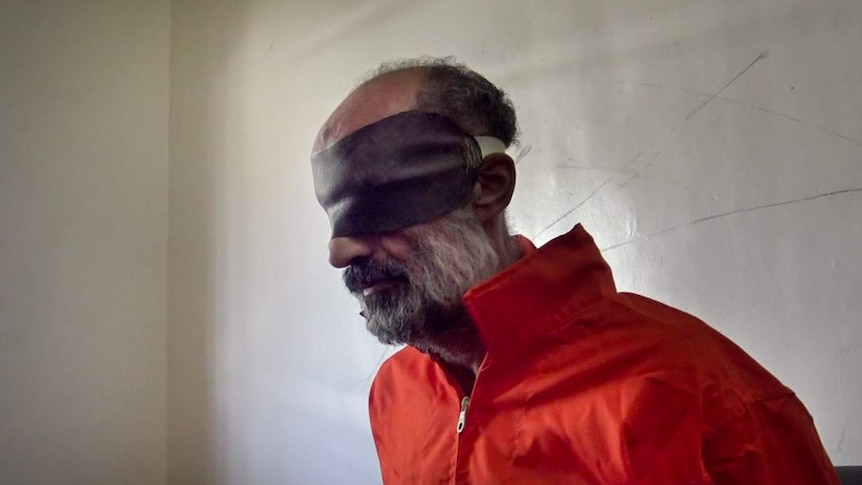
[310,57,839,484]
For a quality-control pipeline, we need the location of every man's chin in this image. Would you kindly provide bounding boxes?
[364,304,470,349]
[364,315,413,346]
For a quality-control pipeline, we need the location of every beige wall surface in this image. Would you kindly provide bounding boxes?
[168,0,856,484]
[0,1,170,484]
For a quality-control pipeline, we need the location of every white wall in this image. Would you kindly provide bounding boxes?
[168,1,861,483]
[0,1,170,484]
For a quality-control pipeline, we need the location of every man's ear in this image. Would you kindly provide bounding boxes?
[472,152,516,223]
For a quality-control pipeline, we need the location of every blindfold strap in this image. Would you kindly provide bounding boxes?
[474,136,507,158]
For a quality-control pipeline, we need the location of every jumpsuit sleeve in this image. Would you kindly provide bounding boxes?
[702,391,840,485]
[621,374,840,485]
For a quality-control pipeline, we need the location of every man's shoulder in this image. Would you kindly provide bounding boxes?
[597,292,791,400]
[375,346,429,378]
[370,346,435,397]
[368,346,446,427]
[600,291,738,358]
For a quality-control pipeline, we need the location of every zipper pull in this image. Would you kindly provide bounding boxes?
[457,396,471,434]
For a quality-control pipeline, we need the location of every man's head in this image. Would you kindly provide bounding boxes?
[311,58,520,361]
[312,58,517,156]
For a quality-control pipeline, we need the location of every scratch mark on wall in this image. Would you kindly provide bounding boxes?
[622,151,643,170]
[533,177,613,240]
[557,165,627,173]
[620,150,665,189]
[716,96,862,147]
[515,144,533,165]
[618,173,638,188]
[637,81,702,96]
[601,187,862,252]
[684,50,770,121]
[535,50,857,249]
[815,127,862,147]
[594,55,770,200]
[635,79,862,148]
[652,187,861,235]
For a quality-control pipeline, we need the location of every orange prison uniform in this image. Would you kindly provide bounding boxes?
[368,225,838,484]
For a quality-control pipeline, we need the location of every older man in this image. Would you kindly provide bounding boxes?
[310,58,838,484]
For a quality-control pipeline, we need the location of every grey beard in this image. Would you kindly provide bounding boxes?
[347,207,502,352]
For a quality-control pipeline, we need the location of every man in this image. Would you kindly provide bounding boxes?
[310,58,839,484]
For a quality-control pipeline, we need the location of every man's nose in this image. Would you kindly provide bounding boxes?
[328,236,374,268]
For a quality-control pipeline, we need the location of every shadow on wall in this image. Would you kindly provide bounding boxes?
[494,2,830,88]
[167,1,255,483]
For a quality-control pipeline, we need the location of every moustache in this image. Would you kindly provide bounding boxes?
[342,257,410,294]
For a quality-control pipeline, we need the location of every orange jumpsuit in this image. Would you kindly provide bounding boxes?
[368,225,839,484]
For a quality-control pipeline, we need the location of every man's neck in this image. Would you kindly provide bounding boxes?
[416,326,486,395]
[412,236,524,394]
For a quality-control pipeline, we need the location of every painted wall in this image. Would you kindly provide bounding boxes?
[0,1,169,484]
[168,1,861,483]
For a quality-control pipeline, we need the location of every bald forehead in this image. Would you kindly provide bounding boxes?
[314,70,426,153]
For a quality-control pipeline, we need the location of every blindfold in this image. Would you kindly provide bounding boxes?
[312,110,505,238]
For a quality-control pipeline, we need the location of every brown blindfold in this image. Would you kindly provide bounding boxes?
[312,111,481,238]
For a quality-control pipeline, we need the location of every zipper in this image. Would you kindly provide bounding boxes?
[456,396,471,434]
[453,356,487,484]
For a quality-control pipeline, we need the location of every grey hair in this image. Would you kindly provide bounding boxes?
[362,56,519,149]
